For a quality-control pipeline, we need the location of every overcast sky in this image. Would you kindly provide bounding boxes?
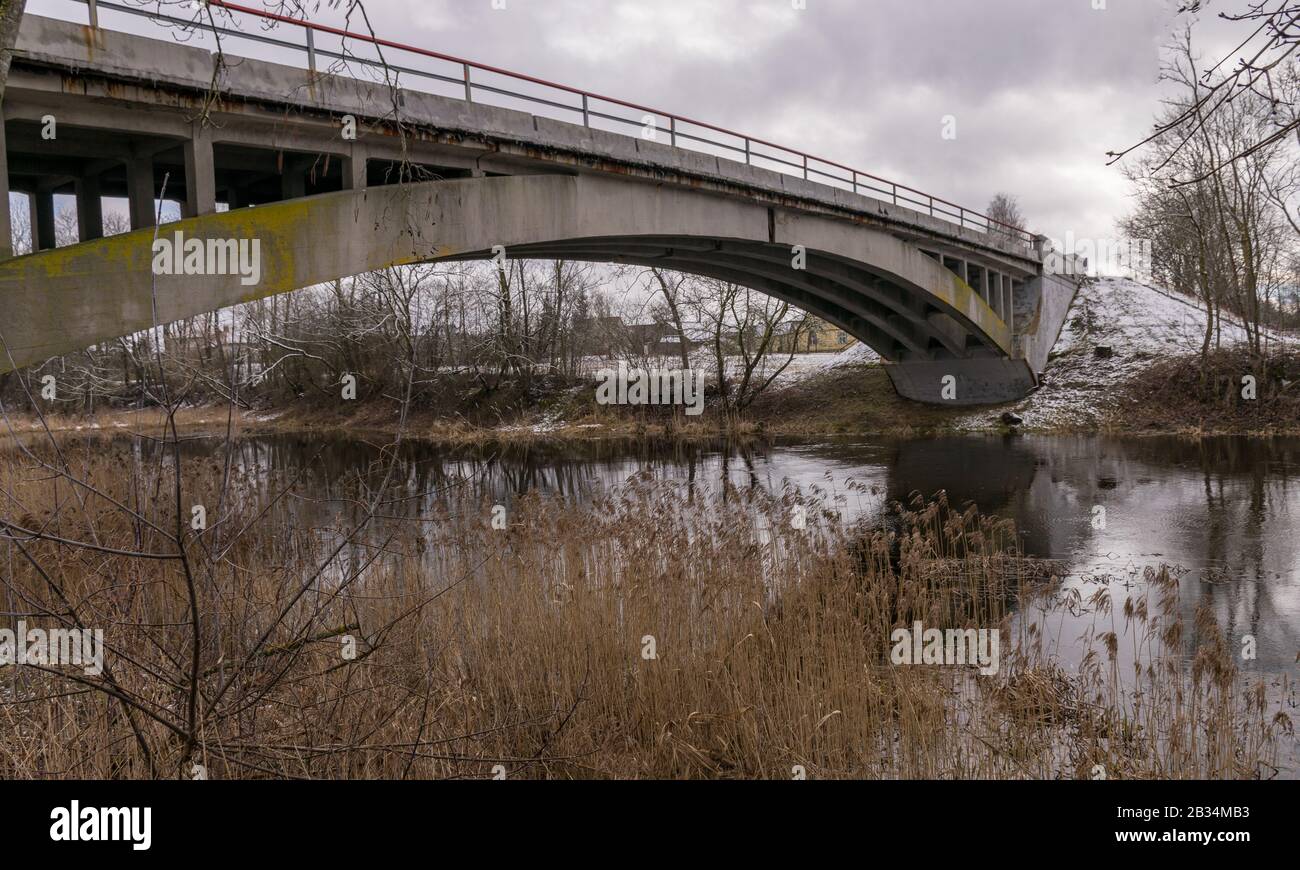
[29,0,1255,245]
[285,0,1213,243]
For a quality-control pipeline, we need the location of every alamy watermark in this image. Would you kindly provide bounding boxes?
[0,621,104,676]
[50,801,150,851]
[1044,232,1152,281]
[595,362,705,416]
[890,621,1000,676]
[151,231,261,286]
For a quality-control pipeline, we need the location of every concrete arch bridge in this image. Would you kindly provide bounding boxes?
[0,6,1081,405]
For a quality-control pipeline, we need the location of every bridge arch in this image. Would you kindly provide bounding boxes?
[0,173,1011,376]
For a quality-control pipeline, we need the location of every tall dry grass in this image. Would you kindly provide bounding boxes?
[0,440,1290,779]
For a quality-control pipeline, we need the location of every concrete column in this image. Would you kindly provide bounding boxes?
[342,150,366,190]
[75,174,104,241]
[183,126,216,218]
[1006,279,1015,333]
[33,189,57,251]
[280,158,305,200]
[127,157,156,229]
[0,120,11,259]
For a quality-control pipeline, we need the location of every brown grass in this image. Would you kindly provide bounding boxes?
[1108,348,1300,435]
[0,440,1289,779]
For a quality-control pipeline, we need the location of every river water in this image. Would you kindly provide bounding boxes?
[19,429,1300,773]
[198,432,1300,675]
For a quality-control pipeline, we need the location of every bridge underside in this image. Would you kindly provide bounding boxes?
[0,174,1036,405]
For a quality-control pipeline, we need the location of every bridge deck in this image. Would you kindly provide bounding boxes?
[0,7,1082,406]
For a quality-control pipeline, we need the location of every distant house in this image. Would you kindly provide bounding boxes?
[771,320,856,354]
[626,321,696,357]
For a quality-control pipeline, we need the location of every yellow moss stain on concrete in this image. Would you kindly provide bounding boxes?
[942,273,1012,356]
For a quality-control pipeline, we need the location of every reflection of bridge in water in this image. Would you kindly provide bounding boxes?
[2,2,1080,404]
[150,430,1300,676]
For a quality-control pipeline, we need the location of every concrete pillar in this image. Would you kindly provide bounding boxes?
[183,126,216,218]
[280,158,305,200]
[75,174,104,241]
[342,151,366,190]
[0,120,11,259]
[32,189,56,251]
[127,157,156,230]
[1005,279,1015,333]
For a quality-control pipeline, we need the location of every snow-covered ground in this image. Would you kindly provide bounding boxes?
[755,339,880,385]
[574,341,880,386]
[780,276,1287,430]
[566,278,1285,431]
[956,277,1272,429]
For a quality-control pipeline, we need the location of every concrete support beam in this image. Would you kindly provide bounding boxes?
[32,189,56,251]
[1001,274,1011,328]
[343,151,366,190]
[0,121,11,259]
[75,174,103,241]
[183,125,216,218]
[280,157,306,200]
[127,157,156,229]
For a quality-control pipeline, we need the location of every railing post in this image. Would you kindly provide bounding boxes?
[892,184,898,206]
[958,207,964,229]
[305,27,316,76]
[670,117,676,147]
[802,154,808,180]
[744,138,750,165]
[582,94,590,127]
[87,0,99,28]
[928,196,934,217]
[464,64,472,103]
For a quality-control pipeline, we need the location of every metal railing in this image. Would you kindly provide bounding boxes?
[68,0,1037,250]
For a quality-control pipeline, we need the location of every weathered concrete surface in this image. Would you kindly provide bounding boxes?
[1015,274,1081,376]
[0,12,1088,404]
[885,273,1079,405]
[10,14,1042,269]
[883,358,1038,406]
[0,174,1011,374]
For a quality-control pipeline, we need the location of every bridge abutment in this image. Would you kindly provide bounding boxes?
[885,270,1081,407]
[884,358,1038,406]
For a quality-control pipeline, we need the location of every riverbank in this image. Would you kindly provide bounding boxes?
[2,439,1288,779]
[4,278,1295,444]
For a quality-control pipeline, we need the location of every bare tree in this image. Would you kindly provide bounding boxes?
[1109,1,1300,183]
[687,278,809,419]
[986,193,1026,240]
